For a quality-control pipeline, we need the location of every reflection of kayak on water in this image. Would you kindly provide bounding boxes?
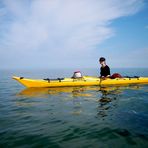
[15,85,144,118]
[17,86,101,97]
[17,85,142,98]
[13,76,148,88]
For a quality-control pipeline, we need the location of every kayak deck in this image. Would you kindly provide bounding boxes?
[12,76,148,88]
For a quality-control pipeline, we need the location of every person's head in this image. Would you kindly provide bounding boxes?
[99,57,106,66]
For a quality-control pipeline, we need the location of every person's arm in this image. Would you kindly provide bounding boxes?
[100,67,102,77]
[100,67,105,78]
[106,66,111,77]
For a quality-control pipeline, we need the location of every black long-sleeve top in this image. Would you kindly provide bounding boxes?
[100,65,110,77]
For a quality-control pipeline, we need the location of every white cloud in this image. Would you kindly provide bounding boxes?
[0,0,145,68]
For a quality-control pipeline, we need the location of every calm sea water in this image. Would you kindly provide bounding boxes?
[0,68,148,148]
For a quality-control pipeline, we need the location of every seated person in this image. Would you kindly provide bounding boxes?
[99,57,122,79]
[99,57,111,78]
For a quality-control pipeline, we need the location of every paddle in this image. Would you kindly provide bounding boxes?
[99,76,109,88]
[99,77,102,86]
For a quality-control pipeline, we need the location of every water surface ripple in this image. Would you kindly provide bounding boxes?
[0,69,148,147]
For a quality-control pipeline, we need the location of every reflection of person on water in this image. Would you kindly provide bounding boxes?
[99,57,111,78]
[97,89,117,118]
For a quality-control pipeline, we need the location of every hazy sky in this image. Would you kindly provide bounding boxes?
[0,0,148,69]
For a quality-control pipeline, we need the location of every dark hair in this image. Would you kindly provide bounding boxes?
[99,57,106,62]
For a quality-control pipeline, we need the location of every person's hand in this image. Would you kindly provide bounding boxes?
[100,76,106,80]
[106,75,111,78]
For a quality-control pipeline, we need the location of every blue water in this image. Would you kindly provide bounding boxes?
[0,68,148,148]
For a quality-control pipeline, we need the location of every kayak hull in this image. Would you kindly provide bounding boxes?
[12,76,148,88]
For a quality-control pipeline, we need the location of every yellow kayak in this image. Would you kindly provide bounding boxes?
[12,76,148,88]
